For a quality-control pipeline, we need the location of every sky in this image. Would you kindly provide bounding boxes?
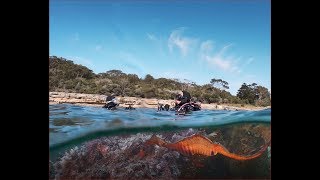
[49,0,270,95]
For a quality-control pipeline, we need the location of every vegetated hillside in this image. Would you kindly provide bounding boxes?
[49,56,270,106]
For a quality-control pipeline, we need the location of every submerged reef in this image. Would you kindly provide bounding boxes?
[51,124,271,179]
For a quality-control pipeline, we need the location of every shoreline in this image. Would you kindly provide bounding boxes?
[49,92,270,111]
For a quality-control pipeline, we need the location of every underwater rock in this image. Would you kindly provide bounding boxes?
[210,123,271,179]
[53,132,186,179]
[208,131,218,137]
[49,161,55,179]
[52,125,270,179]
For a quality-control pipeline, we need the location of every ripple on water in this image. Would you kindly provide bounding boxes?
[49,104,270,146]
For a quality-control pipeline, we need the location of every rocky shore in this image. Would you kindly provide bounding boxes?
[49,92,270,111]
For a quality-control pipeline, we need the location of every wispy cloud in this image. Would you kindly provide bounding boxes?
[72,33,80,41]
[147,33,157,41]
[168,28,195,57]
[118,52,147,75]
[245,57,254,65]
[95,45,103,51]
[237,57,254,71]
[200,40,214,54]
[200,41,240,73]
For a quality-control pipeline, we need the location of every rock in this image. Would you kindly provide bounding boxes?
[50,92,59,95]
[49,161,55,179]
[144,99,158,105]
[52,125,270,179]
[208,132,218,137]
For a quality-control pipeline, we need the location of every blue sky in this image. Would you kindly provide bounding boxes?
[49,0,270,95]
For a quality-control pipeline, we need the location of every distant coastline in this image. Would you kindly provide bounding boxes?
[49,92,270,111]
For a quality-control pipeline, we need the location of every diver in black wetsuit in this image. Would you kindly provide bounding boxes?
[158,103,170,111]
[125,105,135,110]
[174,90,201,113]
[175,90,191,107]
[164,104,170,111]
[103,93,119,109]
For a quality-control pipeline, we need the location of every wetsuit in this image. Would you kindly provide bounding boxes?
[177,91,191,106]
[104,95,117,109]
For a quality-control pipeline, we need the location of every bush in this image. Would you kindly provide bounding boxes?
[255,98,271,107]
[49,56,271,104]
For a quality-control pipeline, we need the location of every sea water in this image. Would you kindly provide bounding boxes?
[49,104,271,179]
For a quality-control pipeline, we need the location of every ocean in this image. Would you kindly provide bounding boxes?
[49,104,271,179]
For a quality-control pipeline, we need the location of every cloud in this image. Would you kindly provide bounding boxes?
[200,40,214,54]
[95,45,103,51]
[72,33,80,41]
[205,55,232,70]
[245,57,254,65]
[237,57,254,71]
[147,33,157,41]
[200,41,240,73]
[168,28,195,56]
[118,52,147,75]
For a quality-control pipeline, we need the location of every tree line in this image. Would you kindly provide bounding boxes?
[49,56,271,107]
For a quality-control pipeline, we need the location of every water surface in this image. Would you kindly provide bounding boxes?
[50,104,270,147]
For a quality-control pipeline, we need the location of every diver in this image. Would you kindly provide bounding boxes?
[158,103,170,111]
[103,93,119,110]
[174,90,201,112]
[125,105,135,110]
[158,103,164,111]
[164,104,170,111]
[175,90,191,108]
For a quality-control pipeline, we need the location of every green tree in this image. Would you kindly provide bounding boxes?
[255,86,270,100]
[237,83,255,104]
[237,83,270,105]
[210,78,229,90]
[106,70,126,77]
[144,74,154,83]
[127,74,140,84]
[254,85,271,106]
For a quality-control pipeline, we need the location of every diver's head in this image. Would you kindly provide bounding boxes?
[175,91,183,100]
